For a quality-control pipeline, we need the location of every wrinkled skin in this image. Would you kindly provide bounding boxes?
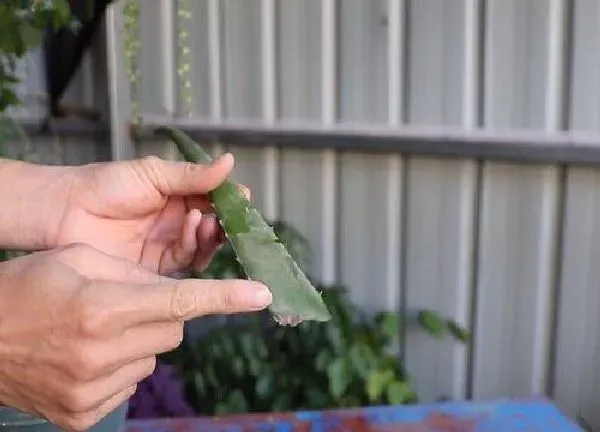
[0,243,271,431]
[52,153,246,275]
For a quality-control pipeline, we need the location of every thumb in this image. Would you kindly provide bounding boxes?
[141,153,234,196]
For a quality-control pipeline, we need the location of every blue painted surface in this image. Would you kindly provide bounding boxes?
[125,397,583,431]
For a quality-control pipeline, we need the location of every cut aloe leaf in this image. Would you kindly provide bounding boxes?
[155,126,332,326]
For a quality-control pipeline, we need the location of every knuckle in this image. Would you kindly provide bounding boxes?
[169,282,197,320]
[67,346,102,382]
[141,154,162,167]
[140,357,157,379]
[58,242,94,258]
[127,383,139,398]
[140,155,173,192]
[219,288,238,312]
[62,414,94,432]
[77,306,109,339]
[61,386,93,414]
[171,245,195,270]
[165,324,185,350]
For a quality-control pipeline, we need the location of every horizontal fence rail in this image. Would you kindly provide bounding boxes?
[137,120,600,166]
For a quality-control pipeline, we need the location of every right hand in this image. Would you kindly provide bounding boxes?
[0,243,272,431]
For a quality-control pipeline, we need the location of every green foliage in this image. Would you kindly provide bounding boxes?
[0,0,79,113]
[162,221,471,415]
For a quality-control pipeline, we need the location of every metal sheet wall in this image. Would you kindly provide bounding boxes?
[103,0,600,428]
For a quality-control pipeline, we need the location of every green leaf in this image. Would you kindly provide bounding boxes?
[50,0,72,29]
[272,394,292,412]
[376,312,400,343]
[204,364,219,388]
[304,387,330,409]
[447,319,471,343]
[418,310,447,339]
[315,350,332,372]
[327,356,352,399]
[348,343,376,378]
[232,355,244,377]
[386,380,413,405]
[366,369,394,402]
[272,220,313,273]
[0,73,19,84]
[193,372,206,397]
[219,389,248,414]
[0,88,21,112]
[255,372,274,399]
[17,21,43,50]
[156,126,332,325]
[325,324,344,353]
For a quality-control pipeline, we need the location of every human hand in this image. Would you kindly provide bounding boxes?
[50,153,246,275]
[0,243,271,431]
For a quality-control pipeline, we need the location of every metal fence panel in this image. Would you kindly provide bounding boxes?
[570,0,600,131]
[554,166,600,425]
[484,0,552,130]
[472,162,560,398]
[407,0,466,126]
[338,152,402,313]
[403,157,476,402]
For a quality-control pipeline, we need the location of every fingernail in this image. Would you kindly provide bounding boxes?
[249,283,272,308]
[216,152,234,165]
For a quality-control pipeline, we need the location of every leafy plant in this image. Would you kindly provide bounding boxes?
[0,0,78,114]
[151,220,470,416]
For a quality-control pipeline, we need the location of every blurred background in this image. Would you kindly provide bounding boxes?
[3,0,600,430]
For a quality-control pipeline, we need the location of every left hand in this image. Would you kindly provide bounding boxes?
[50,153,246,275]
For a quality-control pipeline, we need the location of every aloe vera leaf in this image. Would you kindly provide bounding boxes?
[155,126,332,326]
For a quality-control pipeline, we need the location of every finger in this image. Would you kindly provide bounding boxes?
[193,214,223,272]
[184,194,214,213]
[142,153,234,196]
[74,321,184,373]
[60,384,138,432]
[61,357,155,414]
[159,209,202,274]
[103,278,272,326]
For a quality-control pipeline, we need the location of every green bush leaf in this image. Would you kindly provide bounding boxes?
[255,372,274,399]
[17,21,43,50]
[447,319,471,343]
[0,88,21,112]
[386,380,413,405]
[376,311,400,343]
[327,356,352,399]
[232,355,244,377]
[315,350,332,372]
[221,389,248,414]
[366,369,394,402]
[272,394,292,412]
[304,387,330,408]
[349,343,376,379]
[193,372,206,397]
[418,310,447,339]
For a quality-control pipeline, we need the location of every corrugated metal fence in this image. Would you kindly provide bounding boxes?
[11,0,600,428]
